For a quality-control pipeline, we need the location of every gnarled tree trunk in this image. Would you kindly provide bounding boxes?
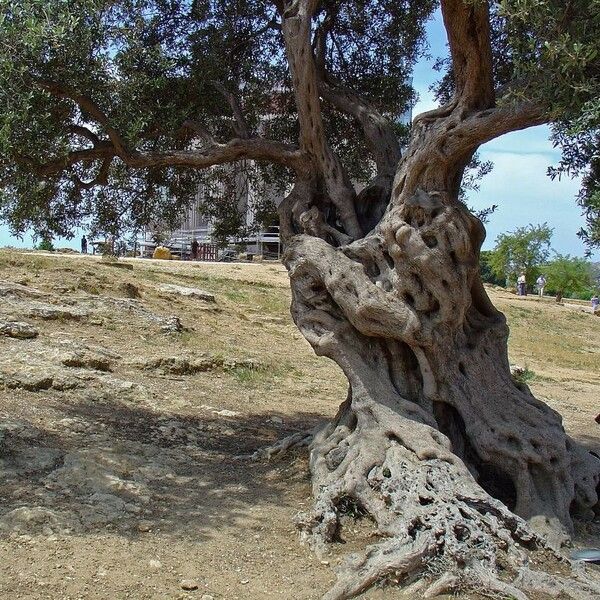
[283,142,599,599]
[270,2,600,598]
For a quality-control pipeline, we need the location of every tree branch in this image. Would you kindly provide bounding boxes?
[17,137,310,179]
[38,80,128,155]
[73,158,111,190]
[211,82,251,139]
[25,79,310,182]
[68,125,100,146]
[280,0,362,239]
[317,78,401,178]
[440,0,495,110]
[181,119,216,146]
[450,100,548,149]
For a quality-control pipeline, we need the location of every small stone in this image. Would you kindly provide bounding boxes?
[148,559,162,569]
[320,560,330,565]
[270,416,283,424]
[240,579,250,584]
[0,321,38,339]
[201,595,215,600]
[157,283,216,303]
[180,579,199,591]
[137,522,152,532]
[213,409,239,417]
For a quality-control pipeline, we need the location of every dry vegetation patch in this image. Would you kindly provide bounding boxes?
[0,250,597,599]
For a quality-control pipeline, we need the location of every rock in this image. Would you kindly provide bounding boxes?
[27,303,89,321]
[118,282,141,298]
[201,595,215,600]
[0,282,48,300]
[138,356,219,375]
[157,283,216,303]
[61,350,112,372]
[180,579,199,591]
[214,409,239,417]
[270,416,283,424]
[161,316,185,334]
[138,522,152,532]
[0,507,75,536]
[0,321,38,339]
[148,559,162,569]
[10,446,63,473]
[0,369,54,391]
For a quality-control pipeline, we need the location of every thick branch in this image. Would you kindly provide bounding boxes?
[15,145,115,177]
[318,79,401,178]
[450,100,548,149]
[38,80,128,155]
[440,0,495,110]
[281,0,362,239]
[18,137,310,179]
[68,125,100,146]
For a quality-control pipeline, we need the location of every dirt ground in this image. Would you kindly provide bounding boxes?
[0,250,598,600]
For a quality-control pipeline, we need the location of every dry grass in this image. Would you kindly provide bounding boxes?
[0,249,598,600]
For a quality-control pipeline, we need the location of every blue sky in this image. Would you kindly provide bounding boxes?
[0,8,595,258]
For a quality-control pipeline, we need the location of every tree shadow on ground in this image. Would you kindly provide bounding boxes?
[0,395,325,542]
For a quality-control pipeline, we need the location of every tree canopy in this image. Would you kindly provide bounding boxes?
[0,0,599,245]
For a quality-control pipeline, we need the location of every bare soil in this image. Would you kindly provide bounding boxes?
[0,250,598,599]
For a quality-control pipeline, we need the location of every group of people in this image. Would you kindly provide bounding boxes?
[516,272,599,310]
[516,273,546,297]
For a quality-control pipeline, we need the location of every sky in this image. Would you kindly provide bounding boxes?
[0,8,596,258]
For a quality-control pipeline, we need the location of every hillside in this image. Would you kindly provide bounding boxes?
[0,250,598,600]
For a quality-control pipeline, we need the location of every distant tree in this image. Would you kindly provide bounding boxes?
[479,249,504,286]
[487,223,553,287]
[544,253,593,302]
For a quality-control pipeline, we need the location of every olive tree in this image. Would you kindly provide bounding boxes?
[1,1,599,598]
[487,223,553,287]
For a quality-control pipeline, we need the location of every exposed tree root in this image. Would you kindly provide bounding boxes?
[246,427,317,461]
[292,402,600,600]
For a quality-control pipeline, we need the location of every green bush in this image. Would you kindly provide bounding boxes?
[36,238,54,251]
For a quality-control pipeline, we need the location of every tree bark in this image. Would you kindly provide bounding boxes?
[280,102,600,598]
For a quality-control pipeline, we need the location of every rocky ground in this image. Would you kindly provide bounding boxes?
[0,250,598,599]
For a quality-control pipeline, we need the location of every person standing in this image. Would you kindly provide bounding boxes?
[591,294,599,311]
[191,239,199,260]
[536,274,546,298]
[81,235,88,254]
[517,272,527,296]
